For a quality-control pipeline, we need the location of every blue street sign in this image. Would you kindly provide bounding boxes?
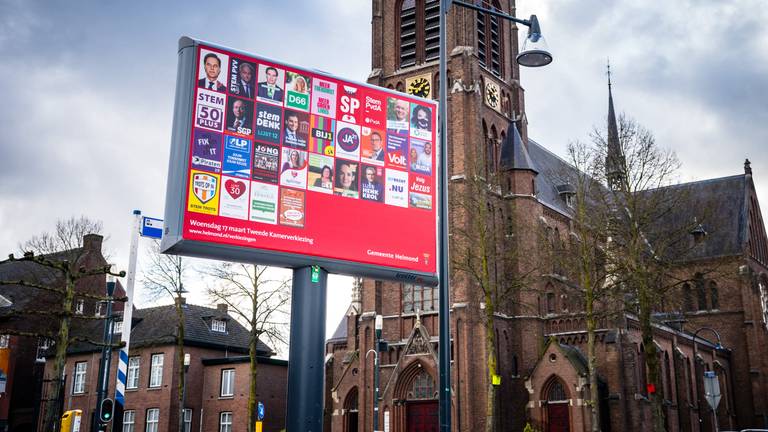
[140,217,163,239]
[257,401,265,420]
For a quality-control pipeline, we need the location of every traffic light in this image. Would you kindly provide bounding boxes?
[99,398,114,423]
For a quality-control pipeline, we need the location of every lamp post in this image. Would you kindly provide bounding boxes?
[367,315,384,432]
[437,1,551,431]
[692,327,723,432]
[93,276,116,432]
[179,353,190,432]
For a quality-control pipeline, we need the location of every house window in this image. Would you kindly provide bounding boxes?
[219,412,233,432]
[123,410,135,432]
[398,0,441,67]
[37,337,53,362]
[220,369,235,397]
[0,335,9,348]
[145,408,159,432]
[95,301,107,317]
[403,284,438,313]
[112,320,123,335]
[212,319,227,333]
[149,354,163,388]
[183,408,192,432]
[75,299,84,315]
[476,0,503,77]
[127,356,140,389]
[72,361,87,394]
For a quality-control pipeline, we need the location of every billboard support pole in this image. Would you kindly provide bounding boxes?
[286,266,327,432]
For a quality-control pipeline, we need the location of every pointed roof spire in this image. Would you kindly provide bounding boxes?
[745,158,753,175]
[605,59,625,189]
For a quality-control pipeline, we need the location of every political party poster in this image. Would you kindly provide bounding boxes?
[335,122,361,161]
[191,129,222,173]
[279,188,306,228]
[252,143,280,184]
[309,115,335,156]
[285,71,311,111]
[195,89,226,132]
[360,165,385,203]
[307,153,334,194]
[222,136,252,178]
[279,148,308,189]
[250,182,278,224]
[254,103,282,144]
[311,78,337,118]
[164,39,439,281]
[220,176,250,220]
[360,127,386,165]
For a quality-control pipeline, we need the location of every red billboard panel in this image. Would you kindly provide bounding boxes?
[162,38,438,282]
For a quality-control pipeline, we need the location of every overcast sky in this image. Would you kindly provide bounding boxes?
[1,0,766,346]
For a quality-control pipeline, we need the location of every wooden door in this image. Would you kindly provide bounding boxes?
[547,402,570,432]
[406,401,438,432]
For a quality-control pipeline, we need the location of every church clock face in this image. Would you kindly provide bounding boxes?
[406,75,432,98]
[485,81,500,109]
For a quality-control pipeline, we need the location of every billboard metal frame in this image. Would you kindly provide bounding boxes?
[162,36,439,287]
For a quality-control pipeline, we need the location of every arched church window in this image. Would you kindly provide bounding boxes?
[403,284,438,313]
[682,283,693,312]
[399,0,441,68]
[709,281,719,310]
[476,0,504,78]
[547,379,567,402]
[409,370,436,399]
[695,273,707,310]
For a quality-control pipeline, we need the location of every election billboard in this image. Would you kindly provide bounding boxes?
[162,37,438,284]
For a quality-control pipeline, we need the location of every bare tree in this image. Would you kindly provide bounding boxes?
[205,263,290,432]
[595,115,704,432]
[0,216,124,431]
[142,239,189,432]
[450,162,531,431]
[544,141,622,432]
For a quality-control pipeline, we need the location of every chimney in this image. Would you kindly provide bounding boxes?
[217,303,228,313]
[82,234,103,252]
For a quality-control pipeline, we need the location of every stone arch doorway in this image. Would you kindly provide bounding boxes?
[392,361,439,432]
[543,376,571,432]
[344,387,359,432]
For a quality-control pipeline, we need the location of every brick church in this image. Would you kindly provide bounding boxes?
[324,1,768,431]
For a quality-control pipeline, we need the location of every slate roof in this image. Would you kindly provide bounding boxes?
[327,314,348,343]
[66,302,274,356]
[527,139,580,216]
[642,175,747,259]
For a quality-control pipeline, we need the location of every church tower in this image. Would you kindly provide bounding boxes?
[326,2,548,431]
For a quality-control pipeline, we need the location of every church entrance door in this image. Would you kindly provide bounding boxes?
[406,401,438,432]
[546,402,570,432]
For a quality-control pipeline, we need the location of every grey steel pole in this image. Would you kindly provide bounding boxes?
[438,1,452,431]
[286,266,327,432]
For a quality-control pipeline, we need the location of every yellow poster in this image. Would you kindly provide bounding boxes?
[187,170,221,215]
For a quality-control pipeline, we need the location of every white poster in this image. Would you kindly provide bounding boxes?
[250,182,279,225]
[219,176,250,220]
[385,168,408,208]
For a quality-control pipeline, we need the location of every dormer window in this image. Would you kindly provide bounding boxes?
[556,183,576,209]
[212,319,227,333]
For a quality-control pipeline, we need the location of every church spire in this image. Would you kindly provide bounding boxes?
[605,60,626,190]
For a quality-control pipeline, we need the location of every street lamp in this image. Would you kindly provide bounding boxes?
[437,1,551,431]
[692,327,723,432]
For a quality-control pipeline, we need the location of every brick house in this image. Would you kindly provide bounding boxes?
[324,1,768,431]
[0,234,120,432]
[45,301,287,432]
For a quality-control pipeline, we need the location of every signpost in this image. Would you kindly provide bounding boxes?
[704,371,721,432]
[163,36,440,430]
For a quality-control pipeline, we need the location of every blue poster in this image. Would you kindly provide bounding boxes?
[223,136,252,178]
